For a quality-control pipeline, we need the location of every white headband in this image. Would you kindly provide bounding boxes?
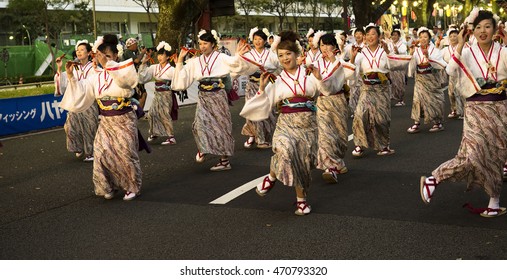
[156,41,172,52]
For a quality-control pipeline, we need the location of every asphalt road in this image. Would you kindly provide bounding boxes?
[1,79,507,260]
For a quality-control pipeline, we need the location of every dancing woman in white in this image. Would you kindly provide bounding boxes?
[240,31,345,215]
[420,9,507,218]
[138,41,177,145]
[60,34,142,201]
[55,40,99,162]
[172,30,249,171]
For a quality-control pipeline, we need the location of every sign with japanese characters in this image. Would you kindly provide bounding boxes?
[0,94,67,137]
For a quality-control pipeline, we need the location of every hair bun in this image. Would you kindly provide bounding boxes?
[103,34,118,45]
[279,31,299,43]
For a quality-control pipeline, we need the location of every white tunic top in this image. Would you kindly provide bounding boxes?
[239,48,281,75]
[305,49,322,65]
[54,61,96,96]
[387,40,408,55]
[312,56,356,95]
[171,51,246,91]
[447,42,507,97]
[408,43,447,77]
[138,63,175,84]
[239,65,343,121]
[59,59,138,113]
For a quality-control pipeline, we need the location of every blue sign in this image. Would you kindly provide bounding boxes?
[0,94,67,137]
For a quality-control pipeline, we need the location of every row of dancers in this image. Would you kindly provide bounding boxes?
[55,8,506,217]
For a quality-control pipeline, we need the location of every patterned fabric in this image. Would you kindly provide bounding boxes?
[63,104,99,156]
[316,94,348,170]
[448,75,465,116]
[193,89,234,156]
[93,111,142,195]
[148,90,174,137]
[353,83,392,150]
[411,73,445,124]
[348,79,362,114]
[432,100,507,197]
[271,111,318,190]
[390,70,405,102]
[241,81,276,144]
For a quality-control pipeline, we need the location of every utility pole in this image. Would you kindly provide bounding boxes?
[92,0,97,39]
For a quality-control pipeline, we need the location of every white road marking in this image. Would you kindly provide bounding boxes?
[209,174,267,204]
[209,134,355,204]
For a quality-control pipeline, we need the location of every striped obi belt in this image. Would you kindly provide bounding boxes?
[198,78,225,92]
[467,80,507,102]
[96,97,132,116]
[278,96,317,114]
[249,71,262,82]
[416,63,434,74]
[154,81,171,92]
[362,72,390,85]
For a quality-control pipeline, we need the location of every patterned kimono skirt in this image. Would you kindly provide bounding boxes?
[411,73,445,124]
[148,90,174,137]
[316,93,348,170]
[93,110,142,195]
[64,104,99,156]
[348,79,363,115]
[353,83,392,150]
[193,89,234,156]
[432,99,507,197]
[271,111,318,191]
[390,70,405,102]
[241,80,276,144]
[448,75,465,116]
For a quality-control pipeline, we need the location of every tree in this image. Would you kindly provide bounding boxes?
[7,0,84,75]
[320,0,342,31]
[259,0,293,31]
[236,0,259,30]
[156,0,207,49]
[132,0,158,46]
[351,0,394,28]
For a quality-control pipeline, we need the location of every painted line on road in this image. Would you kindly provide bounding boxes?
[209,134,355,205]
[209,174,268,204]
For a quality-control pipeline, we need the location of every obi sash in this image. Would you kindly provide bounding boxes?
[362,72,390,85]
[249,71,261,82]
[278,96,316,114]
[198,79,225,92]
[416,63,434,74]
[96,98,132,116]
[154,81,172,92]
[466,80,507,102]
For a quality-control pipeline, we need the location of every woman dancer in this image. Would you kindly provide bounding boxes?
[60,34,142,201]
[351,23,410,157]
[239,27,280,149]
[172,30,249,171]
[388,29,408,107]
[406,27,447,133]
[442,26,465,119]
[312,31,355,183]
[240,31,345,215]
[421,10,507,218]
[138,41,178,145]
[54,40,98,162]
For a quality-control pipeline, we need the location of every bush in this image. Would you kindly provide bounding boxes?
[22,75,55,83]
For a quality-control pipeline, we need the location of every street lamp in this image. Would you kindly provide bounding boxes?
[22,25,31,46]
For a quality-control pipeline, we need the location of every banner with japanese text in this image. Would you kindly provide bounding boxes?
[0,94,67,137]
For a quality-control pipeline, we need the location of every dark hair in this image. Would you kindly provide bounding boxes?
[199,31,217,45]
[157,48,171,56]
[448,29,459,36]
[77,42,92,52]
[418,29,431,38]
[354,28,366,35]
[97,34,119,54]
[365,25,381,36]
[253,30,268,41]
[277,31,301,55]
[268,35,274,40]
[392,30,401,37]
[319,33,339,49]
[473,10,497,29]
[307,30,315,38]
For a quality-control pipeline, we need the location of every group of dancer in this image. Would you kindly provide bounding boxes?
[54,8,507,218]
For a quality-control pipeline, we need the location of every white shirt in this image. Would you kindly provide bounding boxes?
[138,63,175,84]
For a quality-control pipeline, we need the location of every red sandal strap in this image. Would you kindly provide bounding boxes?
[462,203,500,215]
[261,177,275,191]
